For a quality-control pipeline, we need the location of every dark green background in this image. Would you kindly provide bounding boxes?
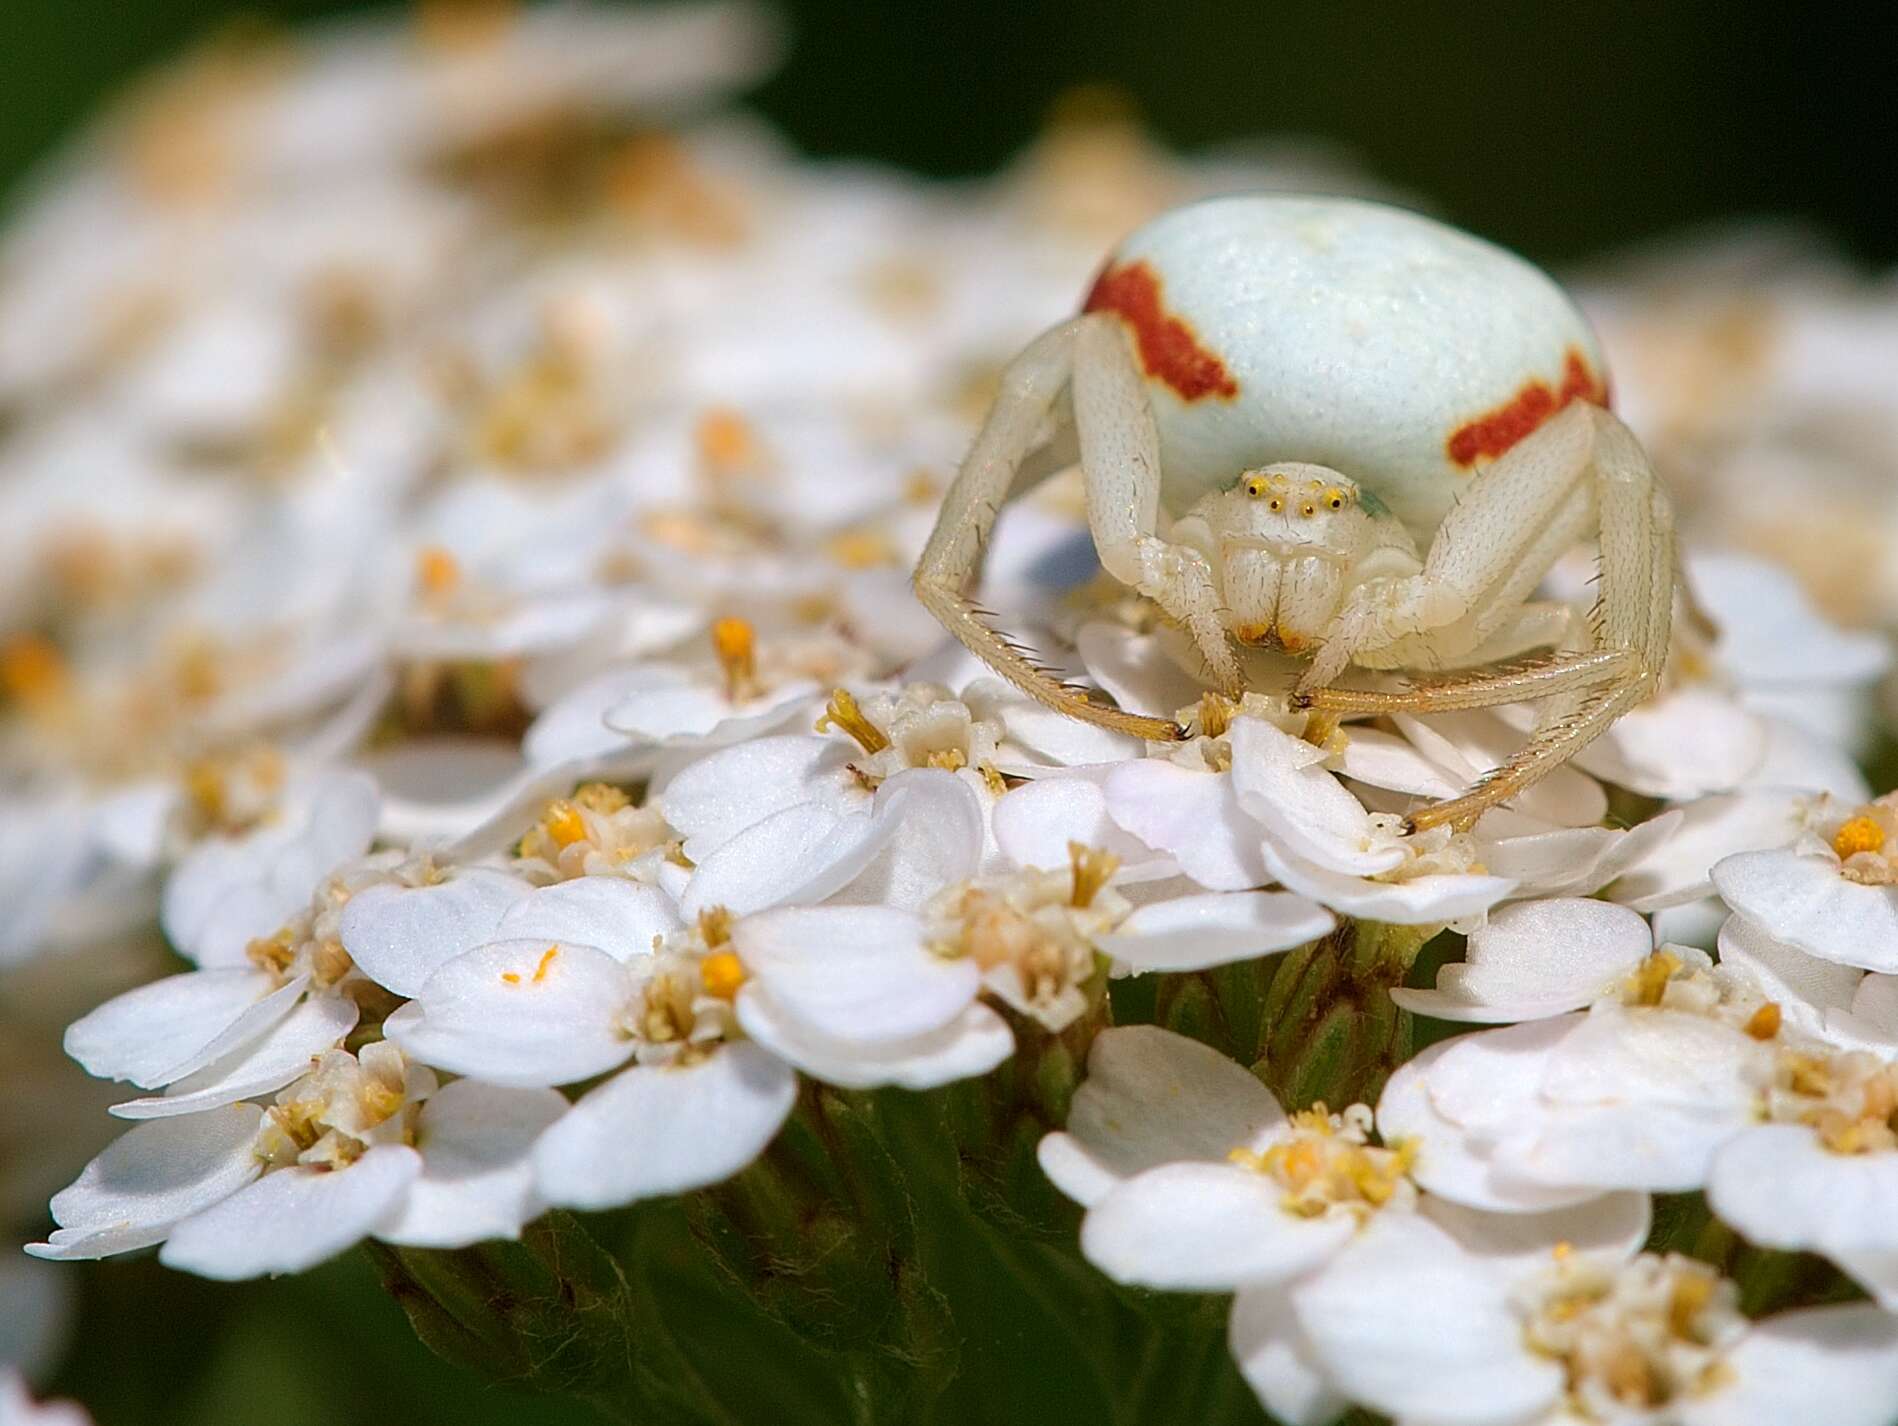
[6,3,1891,1423]
[2,1,1896,266]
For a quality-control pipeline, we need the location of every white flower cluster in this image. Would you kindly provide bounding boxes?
[9,4,1898,1422]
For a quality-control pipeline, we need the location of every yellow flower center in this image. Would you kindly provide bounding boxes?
[1834,815,1887,860]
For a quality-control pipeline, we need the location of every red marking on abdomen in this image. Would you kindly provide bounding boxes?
[1083,260,1239,402]
[1446,348,1609,468]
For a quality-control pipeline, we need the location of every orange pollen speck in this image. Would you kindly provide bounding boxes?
[543,799,588,847]
[0,635,67,702]
[532,944,560,983]
[700,950,747,1000]
[416,545,461,597]
[501,971,522,985]
[1833,816,1887,860]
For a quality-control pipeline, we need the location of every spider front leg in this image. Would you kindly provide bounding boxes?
[1296,404,1675,829]
[913,318,1185,741]
[1070,315,1246,707]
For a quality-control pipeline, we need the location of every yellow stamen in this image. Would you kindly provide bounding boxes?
[815,687,890,754]
[1833,815,1887,860]
[542,799,589,848]
[501,971,521,985]
[573,781,631,814]
[183,758,228,827]
[246,928,297,976]
[532,944,560,983]
[700,950,747,1000]
[1193,690,1238,740]
[697,905,735,951]
[711,617,757,701]
[1627,951,1683,1007]
[1067,842,1120,909]
[1667,1271,1716,1338]
[416,545,461,598]
[0,635,67,703]
[694,407,759,473]
[1744,1002,1782,1040]
[824,529,897,570]
[360,1079,405,1127]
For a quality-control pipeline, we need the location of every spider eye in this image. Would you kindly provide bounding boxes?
[1267,497,1283,512]
[1243,476,1266,497]
[1324,488,1348,510]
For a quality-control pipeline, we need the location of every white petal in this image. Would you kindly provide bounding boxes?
[1716,914,1863,1034]
[1484,814,1682,900]
[376,1079,570,1249]
[1693,552,1891,685]
[26,1105,264,1260]
[980,683,1147,768]
[532,1044,797,1209]
[1228,1287,1345,1426]
[1708,1125,1898,1309]
[1098,891,1333,973]
[110,991,358,1119]
[1391,898,1650,1023]
[1748,713,1871,801]
[389,939,637,1086]
[1104,760,1268,892]
[1334,727,1462,801]
[1688,1305,1898,1426]
[1606,790,1804,911]
[522,666,673,768]
[735,991,1012,1091]
[661,735,862,862]
[1229,718,1402,877]
[159,1145,422,1279]
[1497,1101,1747,1193]
[1713,848,1898,973]
[1393,710,1609,829]
[1424,1015,1581,1136]
[64,968,281,1088]
[991,776,1162,876]
[1378,1038,1602,1215]
[1569,687,1766,799]
[1258,840,1515,925]
[1650,896,1730,951]
[1420,1191,1651,1275]
[1038,1025,1285,1208]
[605,679,818,745]
[162,771,380,965]
[495,877,681,963]
[1849,973,1898,1038]
[680,800,879,920]
[731,905,976,1043]
[1075,621,1206,716]
[338,867,535,997]
[1539,1007,1764,1113]
[1081,1162,1353,1291]
[1292,1213,1563,1426]
[823,768,984,913]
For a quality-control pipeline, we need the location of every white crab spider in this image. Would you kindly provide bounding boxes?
[916,195,1677,831]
